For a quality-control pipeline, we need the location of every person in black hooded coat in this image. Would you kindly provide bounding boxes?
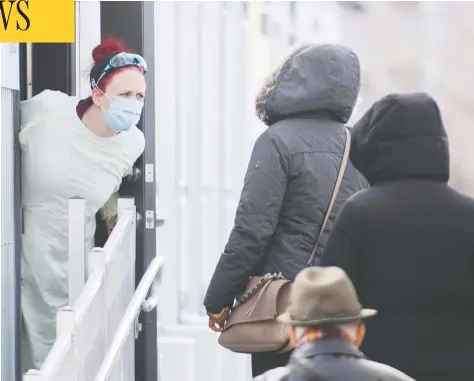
[203,43,368,377]
[320,92,474,381]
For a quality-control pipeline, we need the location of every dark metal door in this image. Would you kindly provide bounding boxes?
[100,2,158,380]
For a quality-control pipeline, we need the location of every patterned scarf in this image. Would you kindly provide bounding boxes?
[292,322,366,348]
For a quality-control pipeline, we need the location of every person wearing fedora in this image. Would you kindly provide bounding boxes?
[253,266,415,381]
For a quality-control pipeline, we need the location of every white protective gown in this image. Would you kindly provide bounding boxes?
[19,90,145,370]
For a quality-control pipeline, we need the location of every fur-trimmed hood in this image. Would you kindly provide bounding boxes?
[255,44,361,126]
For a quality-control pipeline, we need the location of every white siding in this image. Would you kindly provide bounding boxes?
[155,2,260,329]
[1,43,20,381]
[0,41,3,381]
[154,2,342,380]
[74,2,101,98]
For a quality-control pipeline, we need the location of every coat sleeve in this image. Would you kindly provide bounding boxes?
[204,132,289,313]
[100,191,119,221]
[319,199,362,289]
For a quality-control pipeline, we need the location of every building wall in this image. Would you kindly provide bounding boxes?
[1,43,21,381]
[155,1,474,378]
[338,2,474,192]
[154,3,350,380]
[155,3,265,379]
[155,0,351,330]
[0,41,3,381]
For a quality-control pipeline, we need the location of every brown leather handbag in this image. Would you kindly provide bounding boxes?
[218,128,351,354]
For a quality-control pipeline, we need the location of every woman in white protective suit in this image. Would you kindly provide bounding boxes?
[19,38,146,370]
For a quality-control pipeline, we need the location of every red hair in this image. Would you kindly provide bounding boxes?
[91,36,143,91]
[77,36,143,119]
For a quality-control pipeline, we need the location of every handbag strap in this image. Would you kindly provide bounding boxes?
[306,127,351,267]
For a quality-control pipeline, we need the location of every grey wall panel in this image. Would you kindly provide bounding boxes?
[31,44,74,96]
[1,87,20,381]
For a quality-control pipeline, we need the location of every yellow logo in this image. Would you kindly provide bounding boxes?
[0,0,75,43]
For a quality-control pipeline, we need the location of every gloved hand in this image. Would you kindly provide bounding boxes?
[207,307,230,332]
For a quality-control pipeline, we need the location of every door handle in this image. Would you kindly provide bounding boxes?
[126,167,142,182]
[156,210,166,228]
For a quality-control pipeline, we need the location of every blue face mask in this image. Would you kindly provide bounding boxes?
[102,95,144,132]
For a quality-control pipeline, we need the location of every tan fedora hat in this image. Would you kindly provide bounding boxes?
[277,266,377,327]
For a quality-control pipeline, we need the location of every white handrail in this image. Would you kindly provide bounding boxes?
[24,198,137,381]
[94,256,164,381]
[41,272,103,378]
[38,210,136,379]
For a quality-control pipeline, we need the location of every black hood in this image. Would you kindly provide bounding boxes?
[350,92,450,186]
[255,44,360,125]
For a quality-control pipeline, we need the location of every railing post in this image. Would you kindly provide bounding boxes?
[88,247,107,275]
[55,307,79,379]
[117,197,137,262]
[118,197,135,220]
[68,197,86,306]
[56,306,76,337]
[23,369,45,381]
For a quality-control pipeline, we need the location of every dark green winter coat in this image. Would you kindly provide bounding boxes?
[204,44,368,313]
